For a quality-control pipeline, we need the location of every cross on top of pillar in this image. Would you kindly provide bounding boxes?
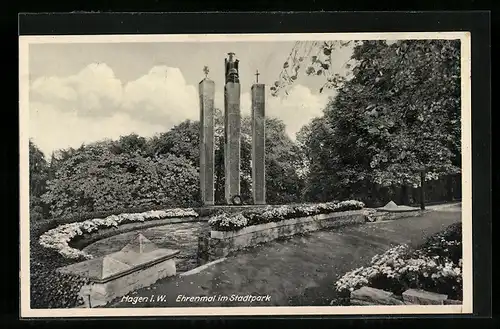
[255,69,260,83]
[203,66,209,79]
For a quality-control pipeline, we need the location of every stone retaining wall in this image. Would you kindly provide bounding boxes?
[70,216,203,250]
[370,209,429,222]
[198,210,367,262]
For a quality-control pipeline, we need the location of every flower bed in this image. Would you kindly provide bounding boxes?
[208,200,365,232]
[335,222,462,301]
[39,208,198,260]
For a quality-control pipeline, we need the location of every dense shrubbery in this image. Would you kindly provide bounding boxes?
[30,220,89,309]
[42,143,199,218]
[208,200,365,231]
[335,222,462,300]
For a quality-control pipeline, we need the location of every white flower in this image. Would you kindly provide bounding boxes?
[39,207,200,259]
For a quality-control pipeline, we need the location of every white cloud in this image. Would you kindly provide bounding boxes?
[216,85,329,140]
[31,63,123,118]
[29,101,165,157]
[121,66,198,125]
[267,85,332,139]
[29,63,330,155]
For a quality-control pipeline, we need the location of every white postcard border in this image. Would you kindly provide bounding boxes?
[19,31,472,318]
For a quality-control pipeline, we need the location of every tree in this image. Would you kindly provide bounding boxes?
[147,120,200,165]
[151,110,306,205]
[111,133,148,155]
[29,140,48,197]
[272,40,359,96]
[296,40,461,205]
[29,140,49,220]
[297,117,337,202]
[42,141,199,218]
[257,117,305,204]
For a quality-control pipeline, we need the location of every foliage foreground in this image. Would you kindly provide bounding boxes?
[334,222,463,302]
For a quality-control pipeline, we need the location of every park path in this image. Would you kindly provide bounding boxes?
[109,204,461,308]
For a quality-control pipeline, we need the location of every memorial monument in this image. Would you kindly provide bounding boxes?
[198,66,215,205]
[251,69,266,205]
[224,52,242,204]
[198,53,266,206]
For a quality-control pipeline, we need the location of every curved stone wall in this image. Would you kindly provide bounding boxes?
[198,210,368,261]
[70,217,205,251]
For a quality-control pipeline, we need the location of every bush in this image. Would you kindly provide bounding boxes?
[335,222,463,300]
[42,145,200,218]
[208,200,365,231]
[30,220,88,309]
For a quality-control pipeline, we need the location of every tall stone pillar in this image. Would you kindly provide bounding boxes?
[224,82,241,204]
[199,77,215,206]
[251,83,266,204]
[224,53,241,204]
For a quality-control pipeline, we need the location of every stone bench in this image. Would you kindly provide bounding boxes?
[57,234,179,308]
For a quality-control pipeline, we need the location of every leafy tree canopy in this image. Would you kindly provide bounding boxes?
[298,39,461,199]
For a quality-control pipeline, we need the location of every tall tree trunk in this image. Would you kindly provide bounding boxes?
[420,171,426,210]
[401,184,409,205]
[446,175,454,201]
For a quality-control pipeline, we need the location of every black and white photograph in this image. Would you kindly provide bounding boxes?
[19,32,472,317]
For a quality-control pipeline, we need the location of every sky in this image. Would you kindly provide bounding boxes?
[28,41,354,157]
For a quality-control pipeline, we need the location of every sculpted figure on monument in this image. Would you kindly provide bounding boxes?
[225,52,240,84]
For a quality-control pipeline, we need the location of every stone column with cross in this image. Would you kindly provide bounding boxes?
[251,69,266,204]
[198,66,215,205]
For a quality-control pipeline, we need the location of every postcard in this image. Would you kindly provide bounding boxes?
[19,31,472,317]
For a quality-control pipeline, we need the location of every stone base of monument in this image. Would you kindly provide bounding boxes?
[57,233,179,308]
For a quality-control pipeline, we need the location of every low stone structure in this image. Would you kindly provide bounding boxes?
[370,210,427,222]
[348,286,461,306]
[58,233,179,308]
[350,286,404,305]
[370,200,427,222]
[402,288,448,305]
[198,210,367,261]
